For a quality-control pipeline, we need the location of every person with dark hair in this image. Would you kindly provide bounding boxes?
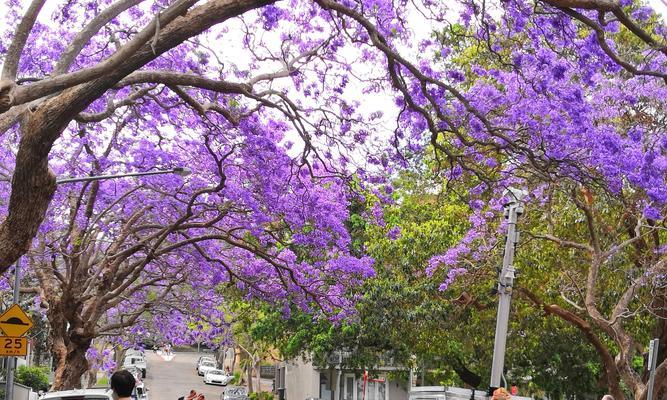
[110,370,136,400]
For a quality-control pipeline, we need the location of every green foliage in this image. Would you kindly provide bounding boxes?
[249,392,274,400]
[15,365,50,392]
[230,371,242,385]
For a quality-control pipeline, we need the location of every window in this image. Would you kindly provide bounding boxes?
[319,373,332,400]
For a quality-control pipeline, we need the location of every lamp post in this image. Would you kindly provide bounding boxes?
[4,166,190,399]
[55,166,191,184]
[489,187,526,394]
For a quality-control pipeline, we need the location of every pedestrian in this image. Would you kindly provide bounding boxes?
[110,370,136,400]
[601,396,614,400]
[185,390,197,400]
[492,387,511,400]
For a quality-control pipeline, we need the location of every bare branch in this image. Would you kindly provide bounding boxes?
[529,232,595,252]
[74,87,154,122]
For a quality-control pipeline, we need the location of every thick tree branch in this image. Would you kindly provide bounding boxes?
[0,0,275,275]
[118,70,252,94]
[4,0,200,112]
[518,286,625,400]
[54,0,148,75]
[1,0,46,81]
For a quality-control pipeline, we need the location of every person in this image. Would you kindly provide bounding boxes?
[110,370,136,400]
[601,396,615,400]
[492,387,511,400]
[179,389,197,400]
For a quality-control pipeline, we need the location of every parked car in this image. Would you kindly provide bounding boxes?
[203,369,233,386]
[133,382,149,400]
[196,355,215,370]
[123,354,147,378]
[220,386,249,400]
[41,388,114,399]
[126,348,145,357]
[125,366,143,381]
[197,359,217,376]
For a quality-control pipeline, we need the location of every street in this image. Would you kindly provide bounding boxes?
[143,351,224,400]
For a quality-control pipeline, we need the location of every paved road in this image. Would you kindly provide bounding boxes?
[143,351,224,400]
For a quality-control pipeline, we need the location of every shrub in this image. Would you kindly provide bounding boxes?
[249,392,274,400]
[15,365,50,392]
[230,371,242,385]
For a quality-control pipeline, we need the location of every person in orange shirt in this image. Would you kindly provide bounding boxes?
[492,387,511,400]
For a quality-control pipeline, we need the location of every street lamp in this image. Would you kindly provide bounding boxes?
[489,187,527,394]
[4,166,190,400]
[56,166,192,184]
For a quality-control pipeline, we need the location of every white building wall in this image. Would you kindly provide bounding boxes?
[285,358,320,400]
[387,379,408,400]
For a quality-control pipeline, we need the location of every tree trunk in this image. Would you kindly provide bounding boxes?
[51,336,92,390]
[85,368,98,388]
[247,361,254,393]
[254,357,261,393]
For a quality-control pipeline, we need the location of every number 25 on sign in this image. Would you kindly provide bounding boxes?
[0,336,27,356]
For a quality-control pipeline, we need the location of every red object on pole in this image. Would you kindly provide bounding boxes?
[362,370,368,400]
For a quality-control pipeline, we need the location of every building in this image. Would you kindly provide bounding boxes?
[279,353,408,400]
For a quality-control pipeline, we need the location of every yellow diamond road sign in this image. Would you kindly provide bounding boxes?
[0,304,33,337]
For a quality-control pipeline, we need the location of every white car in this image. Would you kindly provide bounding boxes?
[196,355,215,370]
[40,385,148,400]
[41,388,114,399]
[204,369,233,386]
[197,360,217,376]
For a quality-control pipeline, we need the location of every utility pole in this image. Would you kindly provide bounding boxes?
[489,188,526,394]
[647,338,659,400]
[5,260,21,400]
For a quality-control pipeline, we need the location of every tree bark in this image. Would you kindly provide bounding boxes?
[47,296,94,390]
[51,334,93,390]
[247,359,254,393]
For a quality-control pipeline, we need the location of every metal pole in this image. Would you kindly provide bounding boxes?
[647,338,659,400]
[56,167,191,184]
[5,260,21,400]
[489,189,525,392]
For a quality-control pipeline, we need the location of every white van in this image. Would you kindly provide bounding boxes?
[123,354,147,378]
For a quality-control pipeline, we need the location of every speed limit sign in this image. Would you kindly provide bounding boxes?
[0,336,28,356]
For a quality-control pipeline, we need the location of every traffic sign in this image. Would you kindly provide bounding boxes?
[0,336,27,356]
[0,304,33,337]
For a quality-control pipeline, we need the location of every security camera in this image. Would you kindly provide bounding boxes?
[502,187,528,207]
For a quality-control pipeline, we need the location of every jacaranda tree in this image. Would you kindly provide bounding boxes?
[0,0,665,395]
